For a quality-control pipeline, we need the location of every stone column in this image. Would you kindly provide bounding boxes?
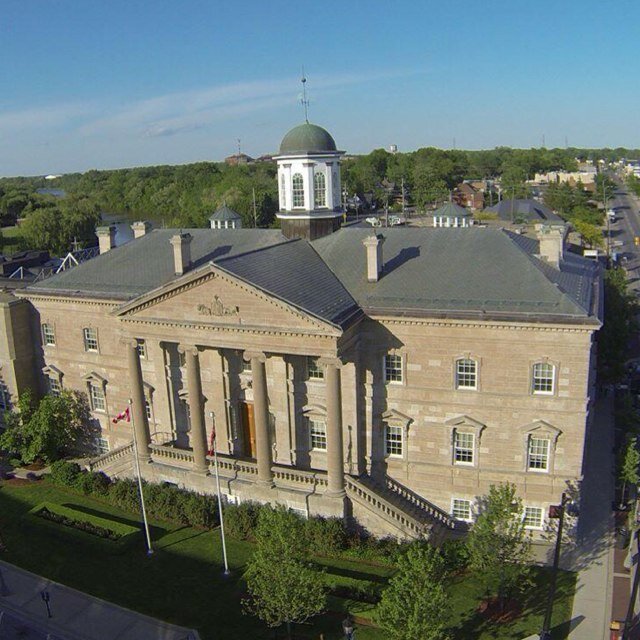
[126,339,151,462]
[247,351,273,487]
[323,358,345,496]
[181,345,209,474]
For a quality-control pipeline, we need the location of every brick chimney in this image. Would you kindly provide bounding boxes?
[535,224,565,268]
[131,221,151,239]
[96,225,116,254]
[363,234,385,282]
[170,233,193,276]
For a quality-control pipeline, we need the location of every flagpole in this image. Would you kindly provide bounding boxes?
[129,398,153,556]
[209,411,230,576]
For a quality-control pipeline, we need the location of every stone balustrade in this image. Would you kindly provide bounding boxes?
[345,475,430,539]
[149,444,195,467]
[384,475,456,529]
[88,443,134,471]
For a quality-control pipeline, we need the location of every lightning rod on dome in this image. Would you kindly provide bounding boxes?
[300,67,309,124]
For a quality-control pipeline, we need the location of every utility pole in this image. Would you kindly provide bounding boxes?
[252,188,258,228]
[540,493,571,640]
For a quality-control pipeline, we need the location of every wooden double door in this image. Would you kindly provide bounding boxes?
[239,401,256,459]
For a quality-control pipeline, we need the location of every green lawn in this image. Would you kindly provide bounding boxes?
[0,480,575,639]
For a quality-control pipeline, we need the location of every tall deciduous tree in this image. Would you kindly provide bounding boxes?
[467,483,532,611]
[375,544,449,640]
[0,389,90,464]
[619,436,640,509]
[243,507,326,638]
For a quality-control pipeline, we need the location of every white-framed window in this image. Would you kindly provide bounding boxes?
[292,173,304,208]
[42,323,56,346]
[527,436,550,471]
[314,172,326,208]
[523,506,544,529]
[384,354,403,384]
[309,419,327,451]
[307,357,324,380]
[532,362,555,394]
[137,339,147,359]
[242,359,252,373]
[451,498,473,522]
[0,382,10,410]
[384,424,403,457]
[455,358,477,390]
[454,431,475,465]
[83,327,98,352]
[89,382,106,412]
[48,377,62,397]
[96,437,109,455]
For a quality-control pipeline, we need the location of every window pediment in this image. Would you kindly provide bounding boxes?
[519,419,562,442]
[302,403,327,418]
[42,364,63,379]
[83,371,107,386]
[445,415,487,441]
[382,409,413,429]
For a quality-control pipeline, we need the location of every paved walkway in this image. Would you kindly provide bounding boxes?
[0,560,200,640]
[566,396,616,640]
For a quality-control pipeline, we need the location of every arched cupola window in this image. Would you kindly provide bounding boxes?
[314,172,326,208]
[292,173,304,208]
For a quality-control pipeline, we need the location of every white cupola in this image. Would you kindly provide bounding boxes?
[273,122,345,240]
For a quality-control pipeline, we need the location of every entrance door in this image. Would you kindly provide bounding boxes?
[240,402,256,459]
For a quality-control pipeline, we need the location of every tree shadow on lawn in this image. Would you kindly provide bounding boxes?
[311,561,389,584]
[61,502,168,538]
[447,567,577,640]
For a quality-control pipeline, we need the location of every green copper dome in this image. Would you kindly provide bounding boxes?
[279,123,337,154]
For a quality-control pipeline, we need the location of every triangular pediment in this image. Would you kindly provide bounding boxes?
[115,263,341,336]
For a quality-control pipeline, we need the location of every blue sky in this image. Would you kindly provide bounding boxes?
[1,0,639,176]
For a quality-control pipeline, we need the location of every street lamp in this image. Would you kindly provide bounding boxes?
[539,493,574,640]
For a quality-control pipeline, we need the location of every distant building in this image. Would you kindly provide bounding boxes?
[224,153,254,166]
[209,205,243,230]
[533,168,596,187]
[486,199,564,224]
[454,182,484,210]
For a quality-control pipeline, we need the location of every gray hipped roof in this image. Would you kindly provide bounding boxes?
[486,199,563,223]
[208,205,242,222]
[433,202,472,218]
[26,226,600,327]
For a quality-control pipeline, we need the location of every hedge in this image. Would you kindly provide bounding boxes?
[26,502,141,553]
[48,461,219,529]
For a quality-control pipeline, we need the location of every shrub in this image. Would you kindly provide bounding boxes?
[49,460,81,487]
[181,491,218,529]
[304,517,346,556]
[109,478,141,513]
[144,482,186,524]
[225,501,262,540]
[75,470,110,496]
[440,539,469,575]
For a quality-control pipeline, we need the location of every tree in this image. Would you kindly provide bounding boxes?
[0,389,90,464]
[619,436,640,509]
[573,220,604,248]
[599,267,637,383]
[243,507,326,638]
[467,483,532,611]
[375,544,449,640]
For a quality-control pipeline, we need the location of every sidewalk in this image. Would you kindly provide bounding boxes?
[567,396,616,640]
[0,560,200,640]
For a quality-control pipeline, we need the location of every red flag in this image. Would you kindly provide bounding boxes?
[112,407,130,424]
[207,416,216,456]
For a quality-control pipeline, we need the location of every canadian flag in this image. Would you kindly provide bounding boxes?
[112,407,131,424]
[207,416,216,456]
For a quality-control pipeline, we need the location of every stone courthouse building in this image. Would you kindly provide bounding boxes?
[0,122,602,541]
